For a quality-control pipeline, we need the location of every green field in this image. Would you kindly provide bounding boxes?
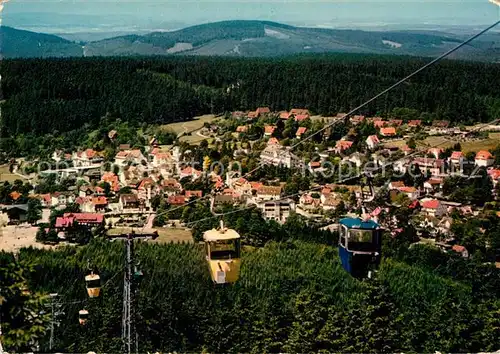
[384,132,500,153]
[0,165,26,183]
[420,132,500,153]
[160,114,218,135]
[107,227,193,243]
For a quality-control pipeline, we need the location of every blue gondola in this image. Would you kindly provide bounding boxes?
[338,217,382,278]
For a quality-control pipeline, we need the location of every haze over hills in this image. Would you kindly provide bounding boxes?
[0,25,83,58]
[4,0,498,39]
[2,20,500,61]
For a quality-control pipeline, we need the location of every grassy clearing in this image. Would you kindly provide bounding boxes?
[311,115,338,123]
[107,227,193,244]
[152,227,194,244]
[179,133,213,145]
[420,133,500,153]
[385,133,500,153]
[160,114,218,135]
[383,139,407,149]
[0,165,25,183]
[461,132,500,152]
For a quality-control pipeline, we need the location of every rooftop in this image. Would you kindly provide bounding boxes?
[340,217,379,229]
[203,227,241,241]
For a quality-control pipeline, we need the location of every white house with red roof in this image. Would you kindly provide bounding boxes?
[161,178,183,196]
[350,115,365,125]
[267,137,280,146]
[424,177,444,194]
[260,145,299,169]
[101,172,121,193]
[264,125,276,137]
[114,150,130,165]
[296,127,308,139]
[372,121,386,130]
[36,194,52,207]
[236,125,249,133]
[152,152,173,167]
[50,192,75,207]
[231,177,252,195]
[185,190,203,200]
[299,193,321,211]
[114,149,146,165]
[475,150,495,167]
[421,199,446,217]
[256,185,282,201]
[379,127,397,137]
[295,114,309,122]
[73,149,100,167]
[389,181,406,190]
[91,197,108,212]
[290,108,310,116]
[407,120,422,128]
[389,119,403,127]
[279,111,291,120]
[256,107,271,116]
[137,177,156,202]
[451,245,469,258]
[55,213,104,230]
[398,186,420,200]
[247,111,258,119]
[366,135,380,150]
[450,151,465,166]
[180,167,202,180]
[488,169,500,187]
[413,157,445,177]
[335,140,353,154]
[320,187,332,203]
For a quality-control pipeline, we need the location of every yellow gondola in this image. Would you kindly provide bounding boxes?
[78,309,89,325]
[203,221,241,284]
[84,272,101,298]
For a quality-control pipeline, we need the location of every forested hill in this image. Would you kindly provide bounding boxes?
[3,21,500,61]
[85,20,486,59]
[2,238,500,353]
[2,55,500,145]
[0,26,83,58]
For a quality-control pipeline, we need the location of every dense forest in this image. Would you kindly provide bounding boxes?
[1,234,499,353]
[2,54,500,141]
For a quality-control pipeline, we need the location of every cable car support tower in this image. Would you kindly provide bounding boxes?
[109,231,158,354]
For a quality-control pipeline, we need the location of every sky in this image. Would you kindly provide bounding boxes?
[2,0,500,35]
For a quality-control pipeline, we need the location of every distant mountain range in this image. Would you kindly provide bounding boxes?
[2,20,500,61]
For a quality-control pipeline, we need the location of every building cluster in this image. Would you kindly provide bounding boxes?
[1,106,499,263]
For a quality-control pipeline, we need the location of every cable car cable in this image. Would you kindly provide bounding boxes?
[239,19,500,180]
[183,116,500,226]
[146,19,500,230]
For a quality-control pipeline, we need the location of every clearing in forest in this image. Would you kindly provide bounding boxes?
[421,132,500,153]
[384,132,500,153]
[0,164,26,183]
[160,114,218,145]
[107,227,194,244]
[0,225,53,253]
[160,114,218,135]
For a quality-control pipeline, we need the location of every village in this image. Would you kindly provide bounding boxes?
[1,107,499,263]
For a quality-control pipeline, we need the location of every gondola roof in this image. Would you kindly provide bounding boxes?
[339,217,379,230]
